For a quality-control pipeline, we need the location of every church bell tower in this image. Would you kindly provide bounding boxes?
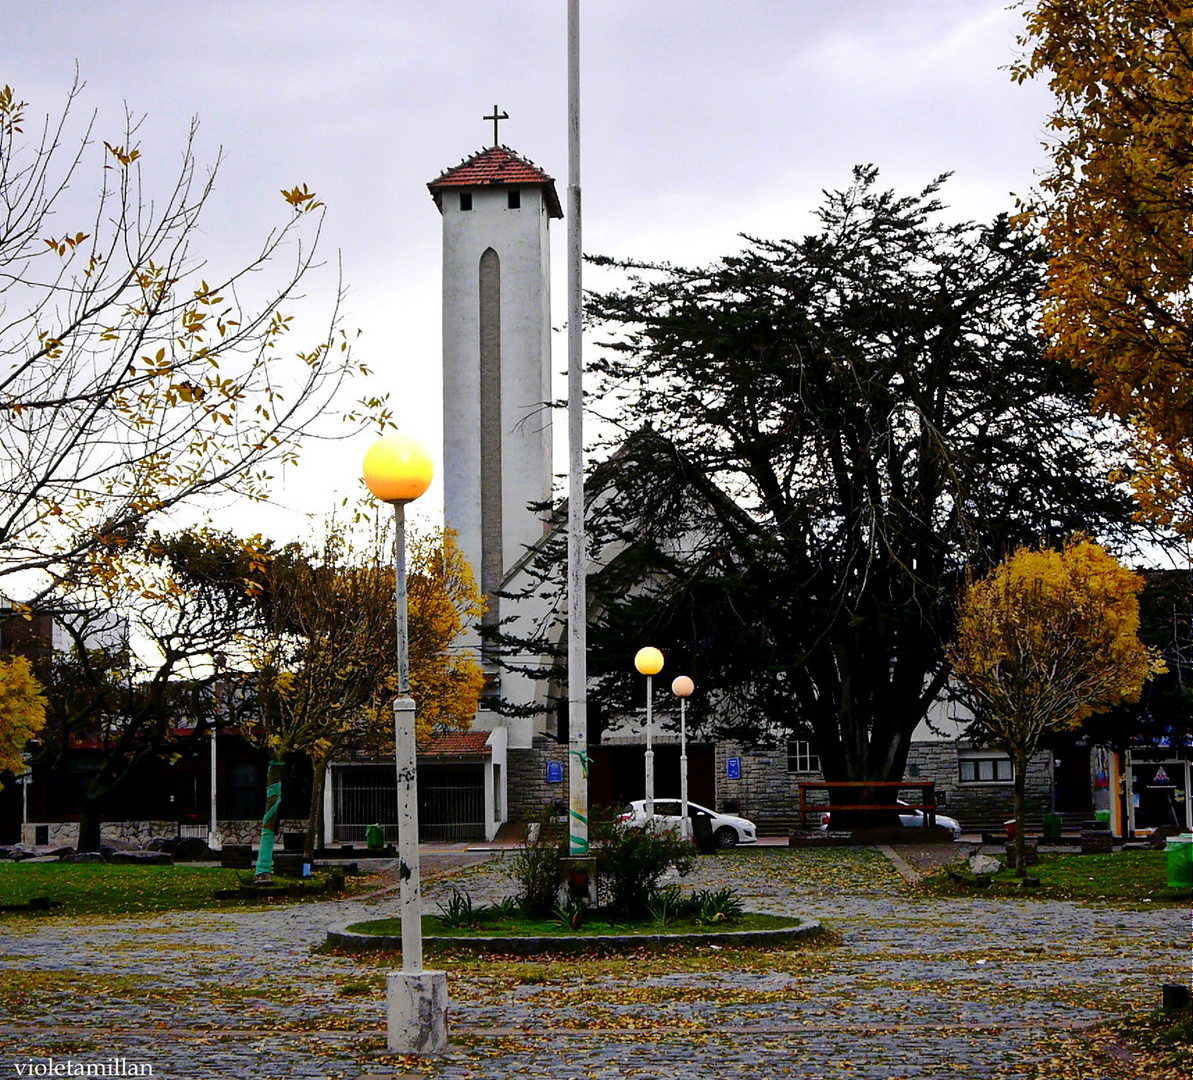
[428,127,562,737]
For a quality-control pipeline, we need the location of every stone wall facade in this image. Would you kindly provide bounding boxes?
[713,743,819,823]
[710,740,1052,833]
[903,743,1051,828]
[506,738,571,822]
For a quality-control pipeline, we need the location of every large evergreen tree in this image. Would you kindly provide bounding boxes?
[551,168,1148,790]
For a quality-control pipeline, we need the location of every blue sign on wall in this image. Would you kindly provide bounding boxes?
[727,756,741,780]
[546,761,564,784]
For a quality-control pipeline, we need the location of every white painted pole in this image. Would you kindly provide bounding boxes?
[208,680,223,851]
[209,722,219,850]
[644,674,654,821]
[365,435,446,1055]
[392,500,423,974]
[566,0,589,858]
[680,695,689,841]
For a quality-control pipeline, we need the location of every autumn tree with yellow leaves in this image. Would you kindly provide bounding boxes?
[949,539,1162,873]
[245,524,483,872]
[1014,1,1193,534]
[0,79,383,604]
[0,655,47,786]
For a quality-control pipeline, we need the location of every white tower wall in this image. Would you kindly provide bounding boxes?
[440,177,555,748]
[441,184,553,591]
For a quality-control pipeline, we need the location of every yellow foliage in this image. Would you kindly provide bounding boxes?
[1015,1,1193,535]
[247,524,484,755]
[949,538,1163,757]
[407,529,486,741]
[0,656,48,786]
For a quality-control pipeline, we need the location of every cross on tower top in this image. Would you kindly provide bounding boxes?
[483,105,509,146]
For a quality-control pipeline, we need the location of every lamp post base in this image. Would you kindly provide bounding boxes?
[387,970,449,1054]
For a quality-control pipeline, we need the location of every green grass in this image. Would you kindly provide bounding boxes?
[918,849,1193,904]
[1110,1007,1193,1074]
[0,862,354,917]
[346,910,802,938]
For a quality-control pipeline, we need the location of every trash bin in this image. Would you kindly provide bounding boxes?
[1094,809,1111,826]
[691,814,717,855]
[1043,814,1062,840]
[1166,833,1193,890]
[1004,819,1016,840]
[366,823,384,850]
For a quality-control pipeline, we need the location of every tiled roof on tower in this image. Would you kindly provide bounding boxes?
[428,146,563,218]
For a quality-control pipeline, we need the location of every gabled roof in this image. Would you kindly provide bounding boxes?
[417,731,493,757]
[428,146,563,219]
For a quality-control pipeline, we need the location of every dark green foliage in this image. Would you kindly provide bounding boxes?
[540,167,1149,778]
[1085,570,1193,747]
[436,889,478,929]
[648,883,745,926]
[552,895,587,930]
[591,808,693,920]
[504,819,566,917]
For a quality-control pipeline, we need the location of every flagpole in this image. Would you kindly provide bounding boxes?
[566,0,589,857]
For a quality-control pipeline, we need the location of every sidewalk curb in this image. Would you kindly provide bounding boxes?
[879,845,922,883]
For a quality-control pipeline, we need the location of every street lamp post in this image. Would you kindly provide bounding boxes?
[671,676,694,841]
[634,647,664,820]
[363,433,448,1055]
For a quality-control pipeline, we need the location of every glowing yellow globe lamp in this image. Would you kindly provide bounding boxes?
[671,675,695,840]
[634,646,664,676]
[633,646,664,818]
[363,433,433,505]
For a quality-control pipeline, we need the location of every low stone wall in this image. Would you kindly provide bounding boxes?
[22,820,308,848]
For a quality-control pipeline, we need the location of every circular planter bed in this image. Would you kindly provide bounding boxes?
[326,914,822,955]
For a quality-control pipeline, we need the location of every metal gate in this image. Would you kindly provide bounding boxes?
[333,764,486,843]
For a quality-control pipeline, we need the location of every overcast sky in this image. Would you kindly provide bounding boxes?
[5,0,1054,540]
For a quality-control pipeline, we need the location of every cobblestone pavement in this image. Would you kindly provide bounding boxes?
[0,845,1186,1079]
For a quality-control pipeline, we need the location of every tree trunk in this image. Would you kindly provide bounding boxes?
[304,755,329,862]
[76,802,103,853]
[1012,752,1028,878]
[254,759,284,882]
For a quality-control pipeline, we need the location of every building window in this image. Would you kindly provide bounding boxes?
[787,740,820,773]
[958,754,1014,784]
[459,191,473,211]
[507,188,521,209]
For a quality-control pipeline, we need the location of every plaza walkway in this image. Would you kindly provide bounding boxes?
[0,845,1185,1079]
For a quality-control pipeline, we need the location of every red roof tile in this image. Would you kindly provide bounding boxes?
[428,146,563,218]
[417,731,492,756]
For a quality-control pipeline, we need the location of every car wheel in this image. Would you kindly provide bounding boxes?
[714,826,738,848]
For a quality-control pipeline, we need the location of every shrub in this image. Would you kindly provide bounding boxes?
[436,889,477,928]
[591,805,693,920]
[504,814,566,917]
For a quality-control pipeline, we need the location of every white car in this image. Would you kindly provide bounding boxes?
[820,800,963,839]
[618,799,757,847]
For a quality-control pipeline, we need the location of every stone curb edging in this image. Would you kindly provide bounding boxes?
[325,917,823,955]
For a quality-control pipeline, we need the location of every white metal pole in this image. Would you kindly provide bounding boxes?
[680,695,689,841]
[644,674,654,821]
[209,721,219,850]
[566,0,589,858]
[393,501,423,973]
